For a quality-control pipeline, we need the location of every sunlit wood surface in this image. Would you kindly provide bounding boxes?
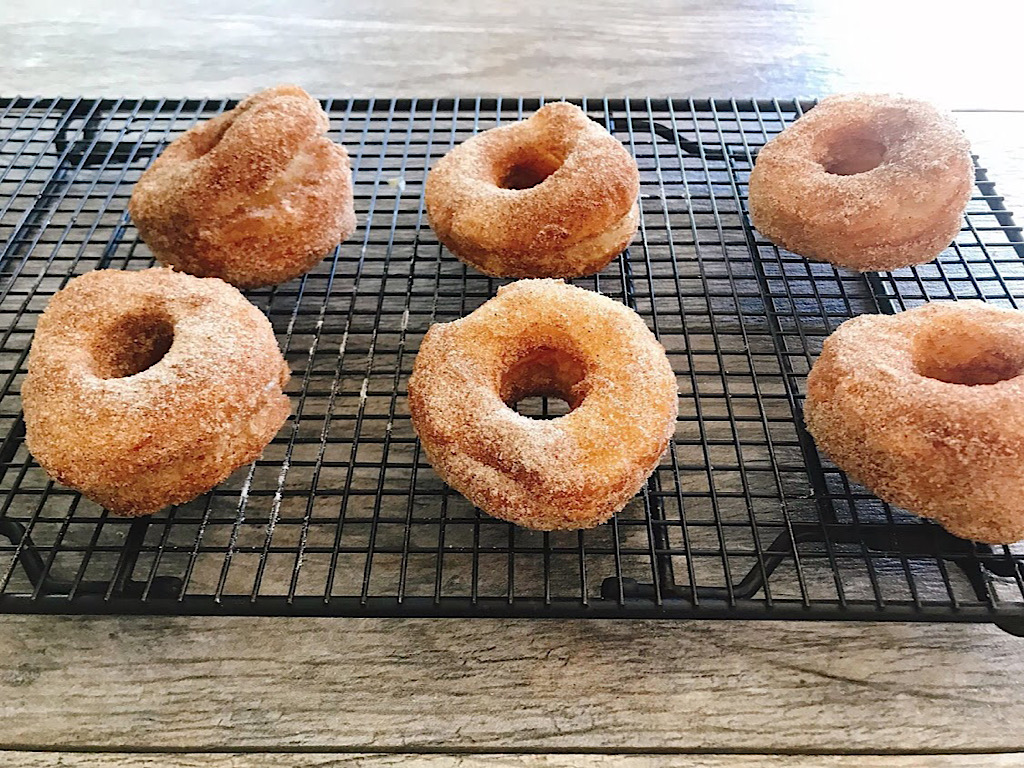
[1,1,1023,765]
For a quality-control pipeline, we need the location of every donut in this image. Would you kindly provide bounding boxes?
[748,93,973,272]
[408,279,678,531]
[128,85,356,288]
[424,102,640,278]
[22,268,291,517]
[805,300,1024,544]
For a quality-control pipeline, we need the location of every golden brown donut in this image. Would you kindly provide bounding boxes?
[425,102,640,278]
[408,279,678,531]
[22,268,291,517]
[129,85,356,288]
[805,300,1024,544]
[749,93,973,271]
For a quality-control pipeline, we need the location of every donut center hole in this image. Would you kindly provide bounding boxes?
[500,347,587,420]
[913,327,1024,386]
[92,310,175,379]
[821,128,887,176]
[498,149,563,190]
[512,396,573,419]
[917,352,1020,386]
[190,114,236,158]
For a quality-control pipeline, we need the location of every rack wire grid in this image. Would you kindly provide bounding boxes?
[1,96,1023,631]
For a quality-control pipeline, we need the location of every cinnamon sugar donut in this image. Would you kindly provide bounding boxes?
[749,94,973,271]
[425,102,640,278]
[408,279,678,531]
[805,300,1024,544]
[129,85,356,288]
[22,268,291,517]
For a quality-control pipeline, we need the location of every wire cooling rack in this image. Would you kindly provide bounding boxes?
[1,97,1023,632]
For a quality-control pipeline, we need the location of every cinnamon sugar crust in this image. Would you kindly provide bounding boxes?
[425,102,640,278]
[408,280,678,531]
[129,85,356,288]
[805,300,1024,543]
[22,268,291,516]
[749,93,973,272]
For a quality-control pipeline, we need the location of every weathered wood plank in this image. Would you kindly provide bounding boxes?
[2,753,1024,767]
[1,1,1024,760]
[0,0,1020,108]
[2,617,1024,752]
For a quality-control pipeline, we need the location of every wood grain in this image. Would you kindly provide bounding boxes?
[2,616,1024,753]
[2,0,1024,759]
[0,111,1015,755]
[3,754,1023,767]
[0,0,1021,108]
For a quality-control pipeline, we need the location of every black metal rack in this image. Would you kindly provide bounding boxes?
[1,96,1023,632]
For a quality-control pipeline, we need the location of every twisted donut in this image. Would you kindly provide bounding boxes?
[749,93,972,271]
[408,279,678,531]
[129,85,356,288]
[805,300,1024,544]
[425,102,640,278]
[22,268,290,516]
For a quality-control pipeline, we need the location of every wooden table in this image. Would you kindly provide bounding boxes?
[2,2,1024,765]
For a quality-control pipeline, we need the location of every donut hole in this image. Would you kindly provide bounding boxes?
[917,351,1020,386]
[190,115,235,158]
[498,149,563,190]
[512,396,573,419]
[821,127,887,176]
[500,347,587,419]
[92,310,175,379]
[913,325,1024,386]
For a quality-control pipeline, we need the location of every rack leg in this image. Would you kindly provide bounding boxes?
[994,619,1024,637]
[0,516,181,599]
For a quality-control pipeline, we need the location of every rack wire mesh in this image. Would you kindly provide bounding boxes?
[1,96,1023,630]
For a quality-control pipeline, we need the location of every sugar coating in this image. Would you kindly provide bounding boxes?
[407,279,679,531]
[129,85,356,288]
[22,268,291,516]
[748,93,973,271]
[805,300,1024,544]
[425,102,640,278]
